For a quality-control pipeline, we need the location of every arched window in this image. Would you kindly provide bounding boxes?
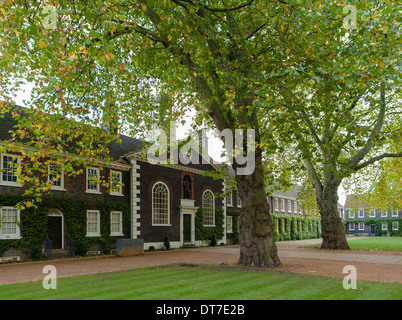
[152,182,170,225]
[202,189,215,226]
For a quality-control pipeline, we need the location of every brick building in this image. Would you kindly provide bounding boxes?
[0,105,227,260]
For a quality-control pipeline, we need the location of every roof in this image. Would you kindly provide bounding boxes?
[0,104,144,162]
[344,194,368,209]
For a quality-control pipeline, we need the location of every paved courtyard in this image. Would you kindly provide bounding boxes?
[0,238,401,286]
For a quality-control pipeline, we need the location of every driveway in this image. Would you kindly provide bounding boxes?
[0,238,401,285]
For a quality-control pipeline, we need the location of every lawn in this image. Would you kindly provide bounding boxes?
[0,264,400,300]
[304,237,402,251]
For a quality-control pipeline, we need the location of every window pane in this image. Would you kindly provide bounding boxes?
[49,164,62,187]
[1,208,17,235]
[87,211,99,234]
[2,155,17,183]
[110,171,121,194]
[152,183,169,225]
[87,168,99,190]
[111,211,122,234]
[202,190,214,226]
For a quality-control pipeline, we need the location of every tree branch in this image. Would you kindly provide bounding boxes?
[180,0,255,12]
[352,151,402,171]
[344,85,387,171]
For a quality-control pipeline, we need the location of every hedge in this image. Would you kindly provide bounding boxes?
[225,211,321,243]
[271,213,321,241]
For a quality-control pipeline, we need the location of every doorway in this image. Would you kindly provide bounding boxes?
[48,210,64,249]
[183,214,192,243]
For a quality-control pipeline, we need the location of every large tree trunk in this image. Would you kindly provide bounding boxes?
[236,150,281,267]
[317,181,350,250]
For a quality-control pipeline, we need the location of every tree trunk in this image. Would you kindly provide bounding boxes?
[317,182,350,250]
[236,150,281,267]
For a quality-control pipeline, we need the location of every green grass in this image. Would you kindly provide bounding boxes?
[304,237,402,251]
[0,264,400,300]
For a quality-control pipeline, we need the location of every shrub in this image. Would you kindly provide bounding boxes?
[210,235,217,246]
[148,246,155,252]
[164,236,170,250]
[74,240,88,256]
[30,244,42,260]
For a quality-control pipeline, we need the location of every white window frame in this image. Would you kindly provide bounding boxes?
[48,163,65,190]
[287,200,292,213]
[280,199,285,212]
[236,193,242,208]
[381,211,387,218]
[110,211,123,236]
[293,201,297,214]
[349,223,355,231]
[0,206,21,239]
[358,222,365,231]
[226,216,233,233]
[86,210,101,237]
[86,167,101,194]
[358,209,364,218]
[226,192,233,207]
[381,222,388,231]
[274,198,278,211]
[110,170,123,196]
[152,181,170,226]
[391,210,398,217]
[347,210,354,219]
[370,210,376,218]
[392,221,399,231]
[0,153,22,187]
[202,189,215,227]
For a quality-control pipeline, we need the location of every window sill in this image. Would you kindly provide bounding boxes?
[0,235,22,240]
[51,188,66,191]
[85,190,102,195]
[110,193,124,197]
[0,182,22,187]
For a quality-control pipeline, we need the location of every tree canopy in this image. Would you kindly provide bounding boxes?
[0,0,400,255]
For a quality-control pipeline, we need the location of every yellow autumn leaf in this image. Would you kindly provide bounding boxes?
[105,53,114,61]
[38,39,47,48]
[68,52,78,61]
[378,61,385,68]
[167,34,172,41]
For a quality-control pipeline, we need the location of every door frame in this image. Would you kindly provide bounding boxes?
[179,199,198,246]
[182,214,192,243]
[48,209,64,249]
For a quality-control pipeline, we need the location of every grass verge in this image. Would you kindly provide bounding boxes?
[0,264,400,300]
[303,237,402,251]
